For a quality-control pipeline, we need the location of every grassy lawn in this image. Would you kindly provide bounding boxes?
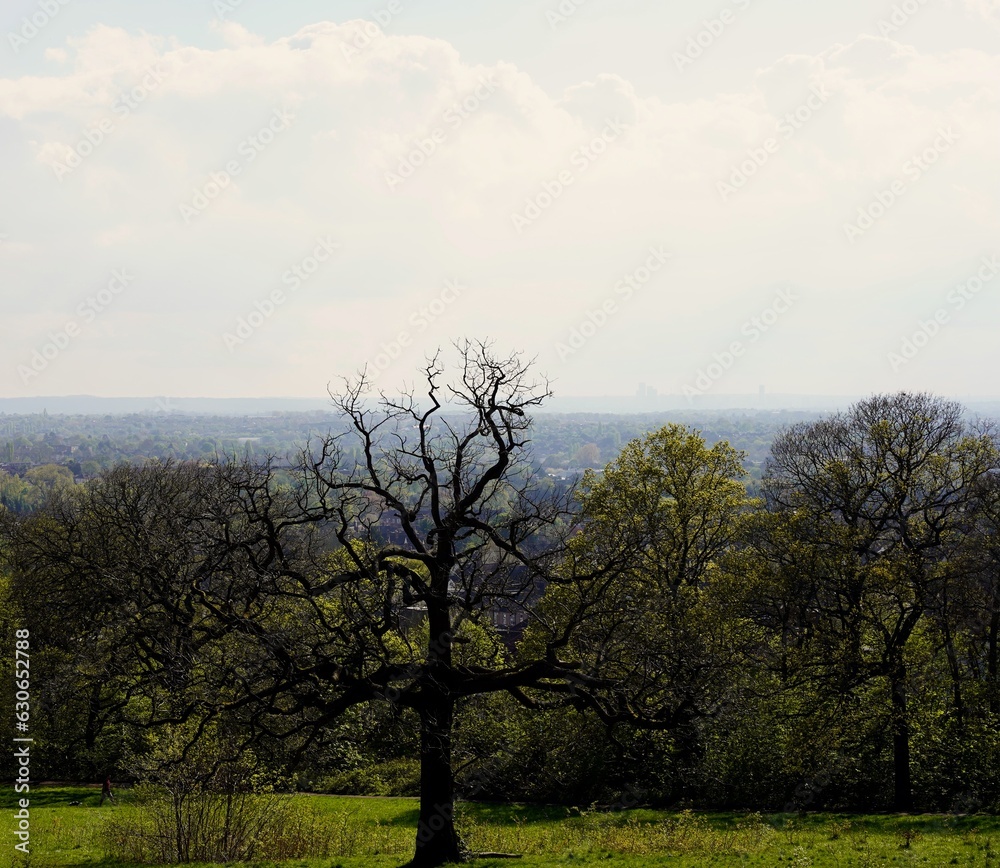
[3,786,1000,866]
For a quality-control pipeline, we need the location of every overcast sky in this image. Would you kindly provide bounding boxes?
[1,0,998,401]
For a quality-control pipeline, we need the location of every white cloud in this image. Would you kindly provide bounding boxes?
[0,18,998,397]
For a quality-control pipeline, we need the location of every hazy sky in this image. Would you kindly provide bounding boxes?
[1,0,998,400]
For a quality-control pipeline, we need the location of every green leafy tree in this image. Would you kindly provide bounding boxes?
[0,471,39,513]
[759,392,998,811]
[527,424,758,798]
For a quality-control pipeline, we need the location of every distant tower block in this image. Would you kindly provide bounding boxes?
[759,385,766,397]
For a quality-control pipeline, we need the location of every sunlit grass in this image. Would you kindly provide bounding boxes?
[4,786,1000,866]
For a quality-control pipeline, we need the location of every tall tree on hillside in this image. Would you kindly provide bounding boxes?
[5,342,676,868]
[946,472,1000,719]
[760,392,997,811]
[529,424,757,796]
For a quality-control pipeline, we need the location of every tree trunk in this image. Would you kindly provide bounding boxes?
[670,705,703,802]
[890,663,913,812]
[84,679,102,750]
[410,690,463,867]
[940,611,966,730]
[989,605,999,716]
[410,579,464,867]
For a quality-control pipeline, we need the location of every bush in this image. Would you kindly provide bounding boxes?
[101,784,334,864]
[317,756,420,796]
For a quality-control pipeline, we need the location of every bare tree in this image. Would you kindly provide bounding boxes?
[302,340,674,864]
[6,342,663,867]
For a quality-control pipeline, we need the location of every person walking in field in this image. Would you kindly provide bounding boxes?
[100,775,116,805]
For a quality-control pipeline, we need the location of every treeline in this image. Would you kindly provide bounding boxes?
[0,411,341,470]
[0,408,809,478]
[2,383,999,824]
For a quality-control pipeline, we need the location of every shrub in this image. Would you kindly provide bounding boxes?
[101,784,333,864]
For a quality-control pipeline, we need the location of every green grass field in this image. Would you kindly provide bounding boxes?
[4,786,1000,867]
